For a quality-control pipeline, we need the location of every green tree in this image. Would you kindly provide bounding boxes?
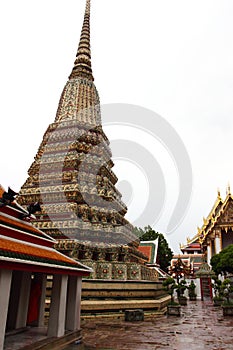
[135,225,173,272]
[162,277,178,304]
[211,244,233,276]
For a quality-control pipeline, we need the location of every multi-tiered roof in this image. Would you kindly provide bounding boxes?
[180,187,233,248]
[0,186,91,275]
[198,189,231,245]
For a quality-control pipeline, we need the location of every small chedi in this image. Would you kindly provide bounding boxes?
[18,0,156,281]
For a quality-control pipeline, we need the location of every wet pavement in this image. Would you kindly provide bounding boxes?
[4,327,49,350]
[4,301,233,350]
[72,301,233,350]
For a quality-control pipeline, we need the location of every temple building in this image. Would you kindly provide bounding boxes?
[174,235,203,276]
[138,239,169,278]
[178,187,233,267]
[197,187,233,265]
[17,0,155,280]
[175,187,233,271]
[0,186,91,350]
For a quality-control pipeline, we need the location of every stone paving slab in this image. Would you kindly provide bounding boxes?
[4,301,233,350]
[77,301,233,350]
[4,327,47,350]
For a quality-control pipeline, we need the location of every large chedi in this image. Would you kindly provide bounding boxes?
[18,0,155,280]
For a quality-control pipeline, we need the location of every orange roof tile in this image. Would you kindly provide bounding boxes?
[0,237,79,267]
[138,246,152,262]
[0,185,5,198]
[0,212,51,239]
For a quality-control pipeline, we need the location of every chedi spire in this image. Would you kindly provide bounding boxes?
[69,0,94,81]
[17,0,152,281]
[18,0,135,247]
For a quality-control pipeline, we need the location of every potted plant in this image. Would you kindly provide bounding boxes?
[210,245,233,311]
[221,278,233,316]
[188,280,197,301]
[211,276,224,306]
[176,279,188,305]
[162,277,181,316]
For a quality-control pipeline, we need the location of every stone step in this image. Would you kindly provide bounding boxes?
[81,279,165,299]
[81,295,170,313]
[80,308,166,320]
[82,279,163,290]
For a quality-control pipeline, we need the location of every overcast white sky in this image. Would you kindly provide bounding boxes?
[1,0,233,253]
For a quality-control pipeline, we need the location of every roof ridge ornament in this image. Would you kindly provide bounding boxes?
[226,183,231,196]
[0,187,18,207]
[69,0,94,81]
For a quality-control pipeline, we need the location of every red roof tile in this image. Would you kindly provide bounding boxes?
[0,237,91,273]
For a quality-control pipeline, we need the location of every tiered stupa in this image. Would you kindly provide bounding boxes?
[18,0,156,280]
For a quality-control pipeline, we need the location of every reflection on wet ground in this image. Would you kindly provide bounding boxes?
[5,301,233,350]
[65,301,233,350]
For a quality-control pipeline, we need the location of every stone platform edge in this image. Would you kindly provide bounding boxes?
[19,330,81,350]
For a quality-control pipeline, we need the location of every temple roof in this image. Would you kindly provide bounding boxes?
[0,209,54,244]
[199,189,233,244]
[180,242,201,252]
[0,185,91,275]
[0,236,81,269]
[183,187,233,247]
[180,235,201,252]
[138,239,158,264]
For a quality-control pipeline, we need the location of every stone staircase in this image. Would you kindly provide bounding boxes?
[81,279,170,318]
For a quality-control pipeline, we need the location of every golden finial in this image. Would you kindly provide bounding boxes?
[203,217,207,225]
[217,188,221,199]
[69,0,94,81]
[226,183,231,196]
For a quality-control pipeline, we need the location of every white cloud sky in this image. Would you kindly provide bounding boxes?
[1,0,233,253]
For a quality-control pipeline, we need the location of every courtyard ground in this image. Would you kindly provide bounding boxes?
[77,300,233,350]
[4,300,233,350]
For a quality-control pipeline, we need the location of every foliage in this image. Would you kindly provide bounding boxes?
[188,280,196,297]
[222,301,233,306]
[168,299,180,306]
[210,244,233,276]
[176,279,187,297]
[211,276,224,300]
[212,276,233,303]
[221,278,233,304]
[162,277,178,303]
[135,226,173,272]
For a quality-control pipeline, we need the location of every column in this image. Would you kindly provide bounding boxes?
[207,239,212,265]
[215,230,222,254]
[0,269,12,350]
[65,276,82,331]
[15,272,32,329]
[47,274,68,337]
[38,274,47,327]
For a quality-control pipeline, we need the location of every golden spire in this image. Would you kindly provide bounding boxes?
[226,183,231,196]
[69,0,94,81]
